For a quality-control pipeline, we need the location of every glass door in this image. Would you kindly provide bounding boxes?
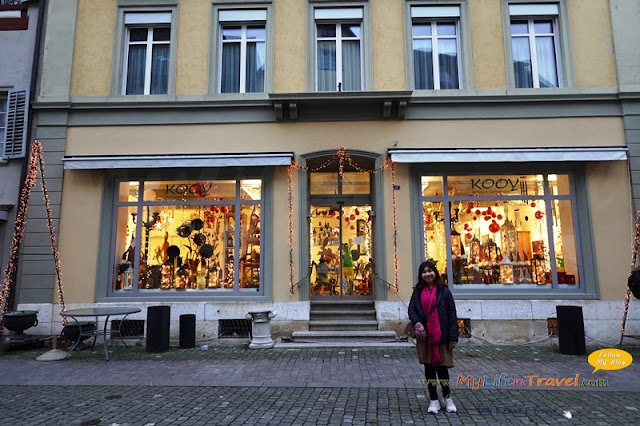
[310,205,373,296]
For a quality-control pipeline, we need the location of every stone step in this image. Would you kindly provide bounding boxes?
[291,330,400,343]
[309,310,377,321]
[310,300,375,312]
[309,320,379,331]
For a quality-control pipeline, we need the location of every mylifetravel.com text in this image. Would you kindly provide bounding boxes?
[420,374,608,390]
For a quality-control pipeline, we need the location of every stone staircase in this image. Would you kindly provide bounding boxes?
[288,299,405,345]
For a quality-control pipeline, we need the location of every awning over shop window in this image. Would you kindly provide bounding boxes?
[62,153,294,170]
[388,147,628,163]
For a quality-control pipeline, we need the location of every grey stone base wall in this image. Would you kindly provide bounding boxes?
[7,299,640,346]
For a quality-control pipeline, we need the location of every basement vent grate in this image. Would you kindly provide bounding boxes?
[218,319,252,338]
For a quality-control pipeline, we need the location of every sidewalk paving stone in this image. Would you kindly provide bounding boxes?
[0,342,638,425]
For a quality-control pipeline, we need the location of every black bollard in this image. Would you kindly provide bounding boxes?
[179,314,196,349]
[556,305,586,355]
[146,306,170,352]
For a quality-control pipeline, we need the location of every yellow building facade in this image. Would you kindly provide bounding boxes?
[17,0,635,344]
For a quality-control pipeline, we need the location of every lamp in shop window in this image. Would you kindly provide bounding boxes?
[531,254,546,285]
[124,265,134,290]
[483,238,498,264]
[470,236,481,264]
[500,218,518,261]
[500,256,514,284]
[450,228,462,257]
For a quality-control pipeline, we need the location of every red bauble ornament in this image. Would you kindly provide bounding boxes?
[467,202,475,209]
[355,209,360,216]
[472,216,477,220]
[350,225,355,230]
[466,233,472,239]
[531,202,536,208]
[475,209,481,215]
[489,221,501,233]
[494,202,500,207]
[491,213,497,218]
[466,208,472,214]
[350,214,356,220]
[497,214,503,220]
[535,210,544,220]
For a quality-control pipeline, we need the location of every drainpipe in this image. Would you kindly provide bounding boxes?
[6,0,47,311]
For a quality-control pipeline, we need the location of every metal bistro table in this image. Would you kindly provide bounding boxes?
[59,307,141,361]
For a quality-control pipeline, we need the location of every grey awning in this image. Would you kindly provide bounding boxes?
[62,153,294,170]
[388,147,628,163]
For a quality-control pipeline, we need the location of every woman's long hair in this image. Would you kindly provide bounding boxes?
[416,259,444,289]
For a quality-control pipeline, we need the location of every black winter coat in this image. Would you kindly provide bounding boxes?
[408,284,459,343]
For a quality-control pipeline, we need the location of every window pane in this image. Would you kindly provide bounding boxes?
[126,45,146,95]
[548,174,570,195]
[240,204,261,289]
[247,26,265,40]
[512,37,533,88]
[535,36,558,87]
[436,22,456,36]
[412,23,431,38]
[222,27,241,41]
[317,24,336,38]
[447,174,543,197]
[221,43,241,93]
[438,39,459,89]
[317,40,336,91]
[113,206,138,291]
[342,24,360,38]
[510,21,529,35]
[240,179,262,201]
[552,200,580,288]
[533,20,553,34]
[246,41,265,92]
[153,27,170,41]
[150,45,169,95]
[143,180,236,201]
[342,172,370,195]
[310,172,338,195]
[118,181,139,202]
[422,201,446,266]
[129,27,148,42]
[413,39,434,90]
[421,176,443,197]
[342,40,361,91]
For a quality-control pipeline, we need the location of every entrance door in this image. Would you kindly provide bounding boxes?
[309,205,373,296]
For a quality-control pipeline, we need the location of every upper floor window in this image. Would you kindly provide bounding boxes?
[411,6,462,90]
[0,89,28,159]
[315,7,363,92]
[122,12,171,95]
[509,3,561,88]
[218,9,267,93]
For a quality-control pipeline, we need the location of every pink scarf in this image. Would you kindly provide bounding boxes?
[420,285,442,365]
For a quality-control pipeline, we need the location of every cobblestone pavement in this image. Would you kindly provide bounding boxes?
[0,342,638,425]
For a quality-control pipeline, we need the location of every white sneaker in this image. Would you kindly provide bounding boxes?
[444,397,457,413]
[428,400,440,414]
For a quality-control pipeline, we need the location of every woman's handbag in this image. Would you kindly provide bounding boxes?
[404,322,416,338]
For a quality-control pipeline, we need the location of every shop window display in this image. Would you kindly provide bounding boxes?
[421,174,580,289]
[112,179,262,293]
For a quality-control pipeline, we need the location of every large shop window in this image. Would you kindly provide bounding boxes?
[421,173,581,290]
[112,179,262,294]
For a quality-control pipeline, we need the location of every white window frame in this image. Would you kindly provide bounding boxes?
[507,2,565,89]
[310,5,370,92]
[217,9,267,94]
[411,6,462,90]
[120,11,174,96]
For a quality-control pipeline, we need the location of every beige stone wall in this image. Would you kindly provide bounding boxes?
[71,0,115,96]
[569,0,617,87]
[68,0,618,96]
[273,0,306,93]
[62,117,628,302]
[587,161,633,300]
[57,170,104,302]
[176,0,209,95]
[371,0,405,90]
[469,0,507,89]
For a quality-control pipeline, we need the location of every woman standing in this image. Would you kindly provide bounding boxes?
[408,259,459,414]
